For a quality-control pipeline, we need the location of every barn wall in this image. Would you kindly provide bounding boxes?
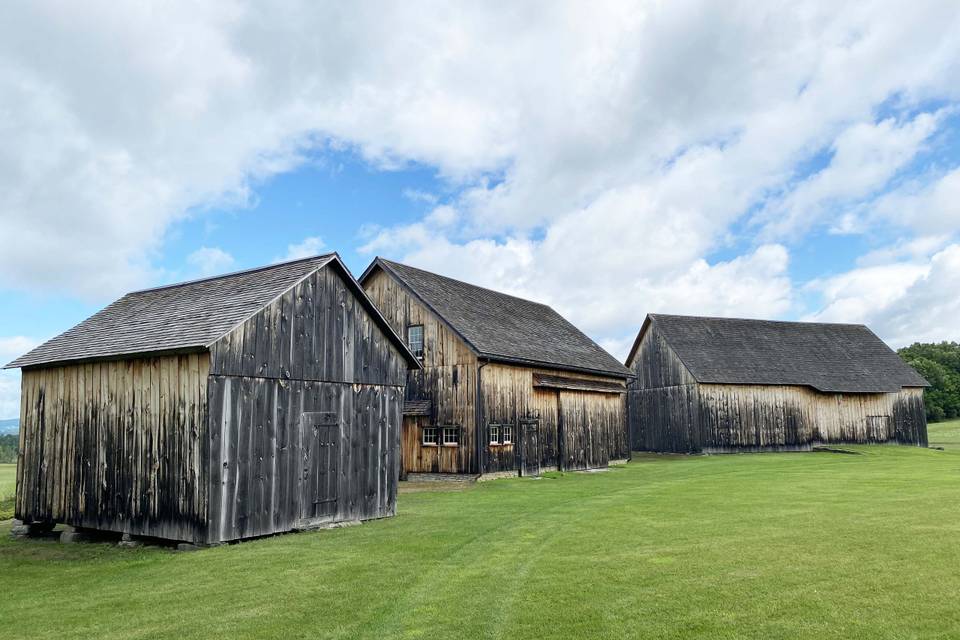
[480,363,628,473]
[210,264,408,388]
[16,354,210,542]
[627,323,700,451]
[205,263,408,542]
[363,268,478,474]
[206,376,401,543]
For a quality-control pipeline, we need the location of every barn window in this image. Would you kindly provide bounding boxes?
[488,424,513,445]
[422,426,438,446]
[442,426,460,446]
[407,324,424,359]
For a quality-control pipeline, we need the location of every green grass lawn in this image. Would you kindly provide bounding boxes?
[0,464,16,520]
[928,418,960,450]
[2,445,959,639]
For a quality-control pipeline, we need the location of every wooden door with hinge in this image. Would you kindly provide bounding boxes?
[520,419,541,477]
[300,411,340,522]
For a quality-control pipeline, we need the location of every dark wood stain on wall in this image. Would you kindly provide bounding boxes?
[17,354,209,542]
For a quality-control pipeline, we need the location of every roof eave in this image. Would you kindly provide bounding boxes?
[479,354,633,380]
[7,345,211,371]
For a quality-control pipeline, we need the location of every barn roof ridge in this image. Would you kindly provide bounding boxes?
[360,257,632,378]
[131,253,337,294]
[6,253,420,370]
[649,312,870,330]
[375,258,555,307]
[634,313,928,393]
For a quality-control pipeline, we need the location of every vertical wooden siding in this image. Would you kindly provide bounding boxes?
[480,363,627,473]
[211,265,408,387]
[16,354,209,542]
[206,376,400,543]
[363,268,478,474]
[205,263,407,541]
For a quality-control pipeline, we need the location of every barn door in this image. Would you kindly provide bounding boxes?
[520,419,541,477]
[300,411,340,521]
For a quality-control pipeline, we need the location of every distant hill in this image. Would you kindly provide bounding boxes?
[0,419,18,435]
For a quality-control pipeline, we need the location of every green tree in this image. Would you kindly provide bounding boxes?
[0,434,18,464]
[899,342,960,422]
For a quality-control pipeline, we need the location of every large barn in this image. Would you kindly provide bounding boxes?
[360,258,632,478]
[626,314,929,453]
[5,254,419,544]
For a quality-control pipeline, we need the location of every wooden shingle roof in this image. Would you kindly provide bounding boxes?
[632,314,928,393]
[7,254,419,369]
[361,258,631,378]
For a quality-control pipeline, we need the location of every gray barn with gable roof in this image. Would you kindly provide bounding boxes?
[6,254,419,544]
[626,314,929,453]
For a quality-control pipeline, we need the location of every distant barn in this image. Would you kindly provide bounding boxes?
[5,255,419,544]
[626,314,929,453]
[360,258,632,478]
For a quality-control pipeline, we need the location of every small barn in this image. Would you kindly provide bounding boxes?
[5,254,419,544]
[360,258,632,478]
[626,314,929,453]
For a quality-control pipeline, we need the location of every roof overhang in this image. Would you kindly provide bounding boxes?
[624,314,655,368]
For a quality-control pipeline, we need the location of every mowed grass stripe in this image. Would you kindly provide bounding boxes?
[2,446,960,639]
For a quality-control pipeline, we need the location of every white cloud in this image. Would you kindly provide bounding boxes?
[757,112,945,238]
[869,166,960,234]
[186,246,235,276]
[806,244,960,346]
[277,236,325,262]
[0,337,41,420]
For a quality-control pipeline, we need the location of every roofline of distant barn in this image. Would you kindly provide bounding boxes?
[359,257,634,380]
[626,313,929,392]
[5,253,422,371]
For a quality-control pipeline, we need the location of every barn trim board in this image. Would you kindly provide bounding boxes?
[625,314,929,453]
[360,257,632,479]
[6,254,420,544]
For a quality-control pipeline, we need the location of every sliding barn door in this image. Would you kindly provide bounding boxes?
[520,419,541,477]
[300,411,340,521]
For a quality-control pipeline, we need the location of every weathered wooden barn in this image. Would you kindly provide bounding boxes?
[5,254,419,544]
[360,258,632,478]
[626,314,929,453]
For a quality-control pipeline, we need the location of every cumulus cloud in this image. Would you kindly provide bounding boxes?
[2,0,960,369]
[186,246,235,276]
[0,337,41,419]
[806,244,960,346]
[277,236,325,262]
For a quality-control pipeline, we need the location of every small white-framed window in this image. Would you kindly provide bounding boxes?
[407,325,424,359]
[502,424,513,444]
[489,424,501,445]
[422,426,438,446]
[442,426,460,446]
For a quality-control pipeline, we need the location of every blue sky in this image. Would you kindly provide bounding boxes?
[2,2,960,419]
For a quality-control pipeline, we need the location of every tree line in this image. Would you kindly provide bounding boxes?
[0,434,17,464]
[898,342,960,422]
